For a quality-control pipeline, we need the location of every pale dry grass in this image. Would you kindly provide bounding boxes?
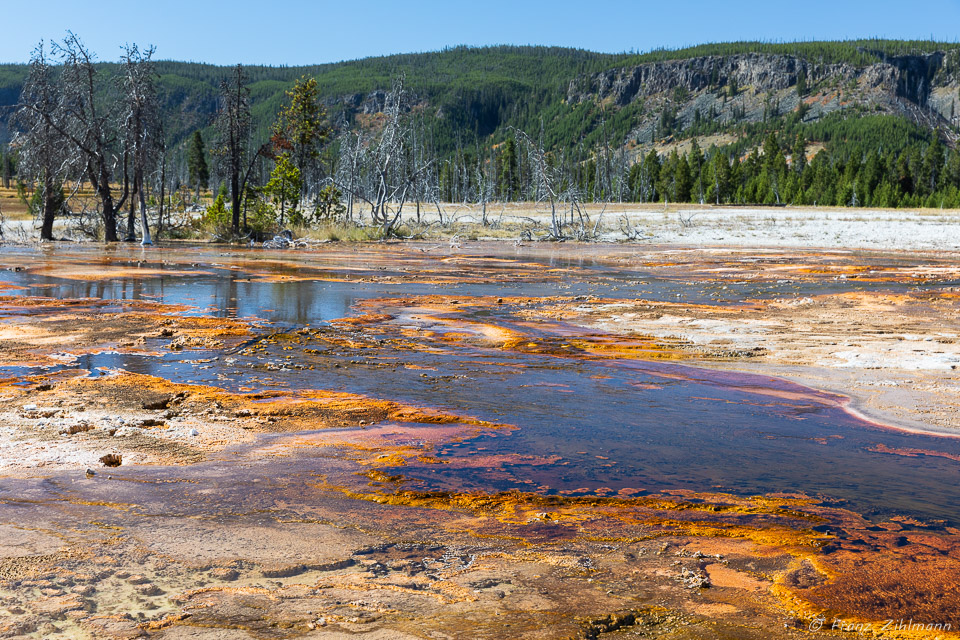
[4,194,960,251]
[0,188,30,221]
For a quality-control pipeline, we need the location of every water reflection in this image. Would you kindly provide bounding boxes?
[2,243,960,527]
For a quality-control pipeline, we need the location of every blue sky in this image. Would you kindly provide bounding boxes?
[1,0,959,65]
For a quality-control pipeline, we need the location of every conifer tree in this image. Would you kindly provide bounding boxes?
[689,139,704,203]
[792,135,807,174]
[263,153,301,226]
[0,147,13,189]
[187,131,209,195]
[271,76,331,202]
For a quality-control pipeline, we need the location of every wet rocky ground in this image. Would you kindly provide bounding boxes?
[0,242,958,639]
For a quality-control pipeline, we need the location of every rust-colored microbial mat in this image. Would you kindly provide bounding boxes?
[0,243,959,639]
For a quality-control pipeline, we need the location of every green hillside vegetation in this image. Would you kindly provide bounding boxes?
[620,39,960,66]
[1,46,622,150]
[2,40,955,151]
[5,40,960,230]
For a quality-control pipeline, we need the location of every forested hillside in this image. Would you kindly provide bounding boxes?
[0,46,622,151]
[2,40,959,154]
[6,39,960,232]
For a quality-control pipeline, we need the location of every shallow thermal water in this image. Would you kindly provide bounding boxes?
[2,243,960,528]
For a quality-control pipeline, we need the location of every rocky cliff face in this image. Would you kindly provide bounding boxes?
[563,52,957,149]
[328,90,398,115]
[567,53,946,107]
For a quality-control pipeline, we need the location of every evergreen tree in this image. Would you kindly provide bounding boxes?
[896,153,914,195]
[922,137,944,194]
[945,148,960,190]
[689,139,704,203]
[676,154,692,202]
[498,137,518,200]
[271,76,331,192]
[762,133,780,171]
[659,106,676,138]
[632,149,660,202]
[0,147,13,189]
[187,131,209,194]
[263,153,302,226]
[706,150,730,204]
[860,150,882,203]
[659,150,679,202]
[791,135,807,174]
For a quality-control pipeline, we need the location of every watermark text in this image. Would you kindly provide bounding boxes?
[809,615,952,634]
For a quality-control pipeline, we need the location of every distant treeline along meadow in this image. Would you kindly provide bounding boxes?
[2,38,960,242]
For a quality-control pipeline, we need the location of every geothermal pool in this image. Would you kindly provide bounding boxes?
[0,243,958,638]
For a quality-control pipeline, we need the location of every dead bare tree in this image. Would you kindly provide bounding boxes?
[155,139,167,239]
[512,124,597,240]
[52,32,129,242]
[613,146,632,203]
[475,148,495,226]
[678,210,701,228]
[13,43,72,241]
[333,78,432,237]
[408,112,435,225]
[17,34,129,241]
[620,212,645,240]
[214,65,252,233]
[512,125,563,238]
[634,151,659,204]
[119,44,161,245]
[335,131,363,223]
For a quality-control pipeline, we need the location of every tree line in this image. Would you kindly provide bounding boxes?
[627,133,960,209]
[7,35,960,244]
[620,39,960,68]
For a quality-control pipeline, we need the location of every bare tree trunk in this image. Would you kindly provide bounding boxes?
[279,172,286,227]
[550,197,559,238]
[119,150,137,241]
[126,181,137,241]
[90,163,121,243]
[231,170,241,231]
[138,171,152,245]
[103,200,119,242]
[157,154,166,240]
[40,175,56,241]
[216,64,251,235]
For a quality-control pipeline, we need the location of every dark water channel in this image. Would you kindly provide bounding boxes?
[2,244,959,528]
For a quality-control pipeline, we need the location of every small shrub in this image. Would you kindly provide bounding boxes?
[248,198,280,240]
[199,193,232,238]
[27,185,66,217]
[313,184,346,221]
